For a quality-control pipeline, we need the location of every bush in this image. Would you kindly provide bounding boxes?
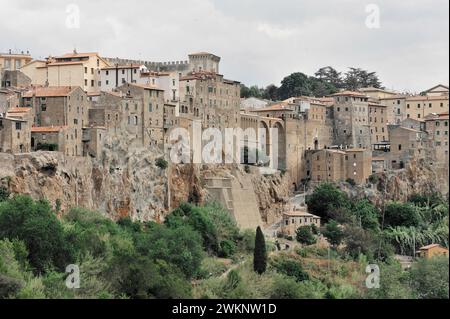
[0,186,10,202]
[306,183,351,222]
[36,143,58,151]
[155,158,168,170]
[296,226,317,246]
[322,220,344,248]
[219,240,237,258]
[384,202,421,228]
[410,256,449,299]
[346,178,356,187]
[0,196,73,274]
[272,259,309,282]
[352,200,380,231]
[368,174,379,185]
[270,276,302,299]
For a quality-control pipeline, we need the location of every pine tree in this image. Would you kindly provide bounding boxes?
[253,226,267,274]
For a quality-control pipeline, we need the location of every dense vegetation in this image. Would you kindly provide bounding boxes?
[0,186,448,299]
[241,66,383,100]
[306,183,449,259]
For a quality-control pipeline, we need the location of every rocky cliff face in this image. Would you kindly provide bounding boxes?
[339,159,448,206]
[0,134,168,222]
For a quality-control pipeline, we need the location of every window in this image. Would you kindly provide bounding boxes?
[398,144,402,151]
[74,119,78,125]
[106,70,109,76]
[15,122,22,130]
[85,79,88,86]
[91,68,94,75]
[91,80,94,87]
[106,80,109,85]
[84,67,88,74]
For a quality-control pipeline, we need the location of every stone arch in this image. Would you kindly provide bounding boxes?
[259,120,270,160]
[272,121,286,170]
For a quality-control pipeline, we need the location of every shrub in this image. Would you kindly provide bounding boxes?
[270,276,302,299]
[36,143,58,151]
[296,226,317,246]
[155,158,168,170]
[0,196,73,274]
[0,186,10,202]
[219,240,237,258]
[306,183,351,222]
[272,259,309,282]
[384,202,421,228]
[346,178,356,187]
[368,174,379,185]
[322,220,344,248]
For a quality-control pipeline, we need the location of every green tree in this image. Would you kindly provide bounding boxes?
[296,226,317,246]
[315,66,343,89]
[0,196,72,274]
[253,226,267,274]
[323,220,344,248]
[384,202,421,228]
[352,200,380,231]
[306,183,351,222]
[278,72,312,99]
[410,256,449,299]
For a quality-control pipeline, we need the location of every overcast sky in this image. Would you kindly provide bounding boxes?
[1,0,448,92]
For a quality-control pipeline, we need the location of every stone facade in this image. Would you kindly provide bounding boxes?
[22,86,89,156]
[305,148,372,185]
[331,91,371,149]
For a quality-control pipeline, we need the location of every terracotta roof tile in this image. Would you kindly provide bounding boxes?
[31,126,67,133]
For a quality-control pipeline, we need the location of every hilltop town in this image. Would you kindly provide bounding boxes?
[0,49,449,301]
[0,49,449,230]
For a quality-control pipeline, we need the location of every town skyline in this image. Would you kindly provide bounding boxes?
[1,0,448,93]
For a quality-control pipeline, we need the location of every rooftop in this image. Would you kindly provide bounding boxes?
[406,95,449,101]
[250,103,293,112]
[22,86,78,98]
[31,126,67,133]
[331,91,368,98]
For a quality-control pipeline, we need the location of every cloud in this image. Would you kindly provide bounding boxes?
[0,0,448,92]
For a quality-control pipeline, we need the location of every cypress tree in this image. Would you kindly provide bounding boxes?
[253,226,267,274]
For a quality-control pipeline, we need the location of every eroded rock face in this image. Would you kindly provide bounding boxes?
[0,134,168,222]
[338,159,448,206]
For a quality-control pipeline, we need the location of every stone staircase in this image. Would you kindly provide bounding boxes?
[204,173,262,230]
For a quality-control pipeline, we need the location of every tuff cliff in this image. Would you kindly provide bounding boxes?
[339,159,448,206]
[0,135,169,222]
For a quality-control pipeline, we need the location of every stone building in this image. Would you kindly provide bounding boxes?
[359,87,399,100]
[405,95,449,121]
[22,86,89,156]
[369,103,388,145]
[331,91,371,149]
[0,51,32,71]
[380,95,409,125]
[305,148,372,185]
[31,126,67,152]
[179,70,241,131]
[100,64,143,91]
[423,84,449,97]
[0,108,32,154]
[1,70,31,88]
[388,125,430,169]
[21,51,110,93]
[424,112,449,170]
[116,83,166,148]
[281,208,321,237]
